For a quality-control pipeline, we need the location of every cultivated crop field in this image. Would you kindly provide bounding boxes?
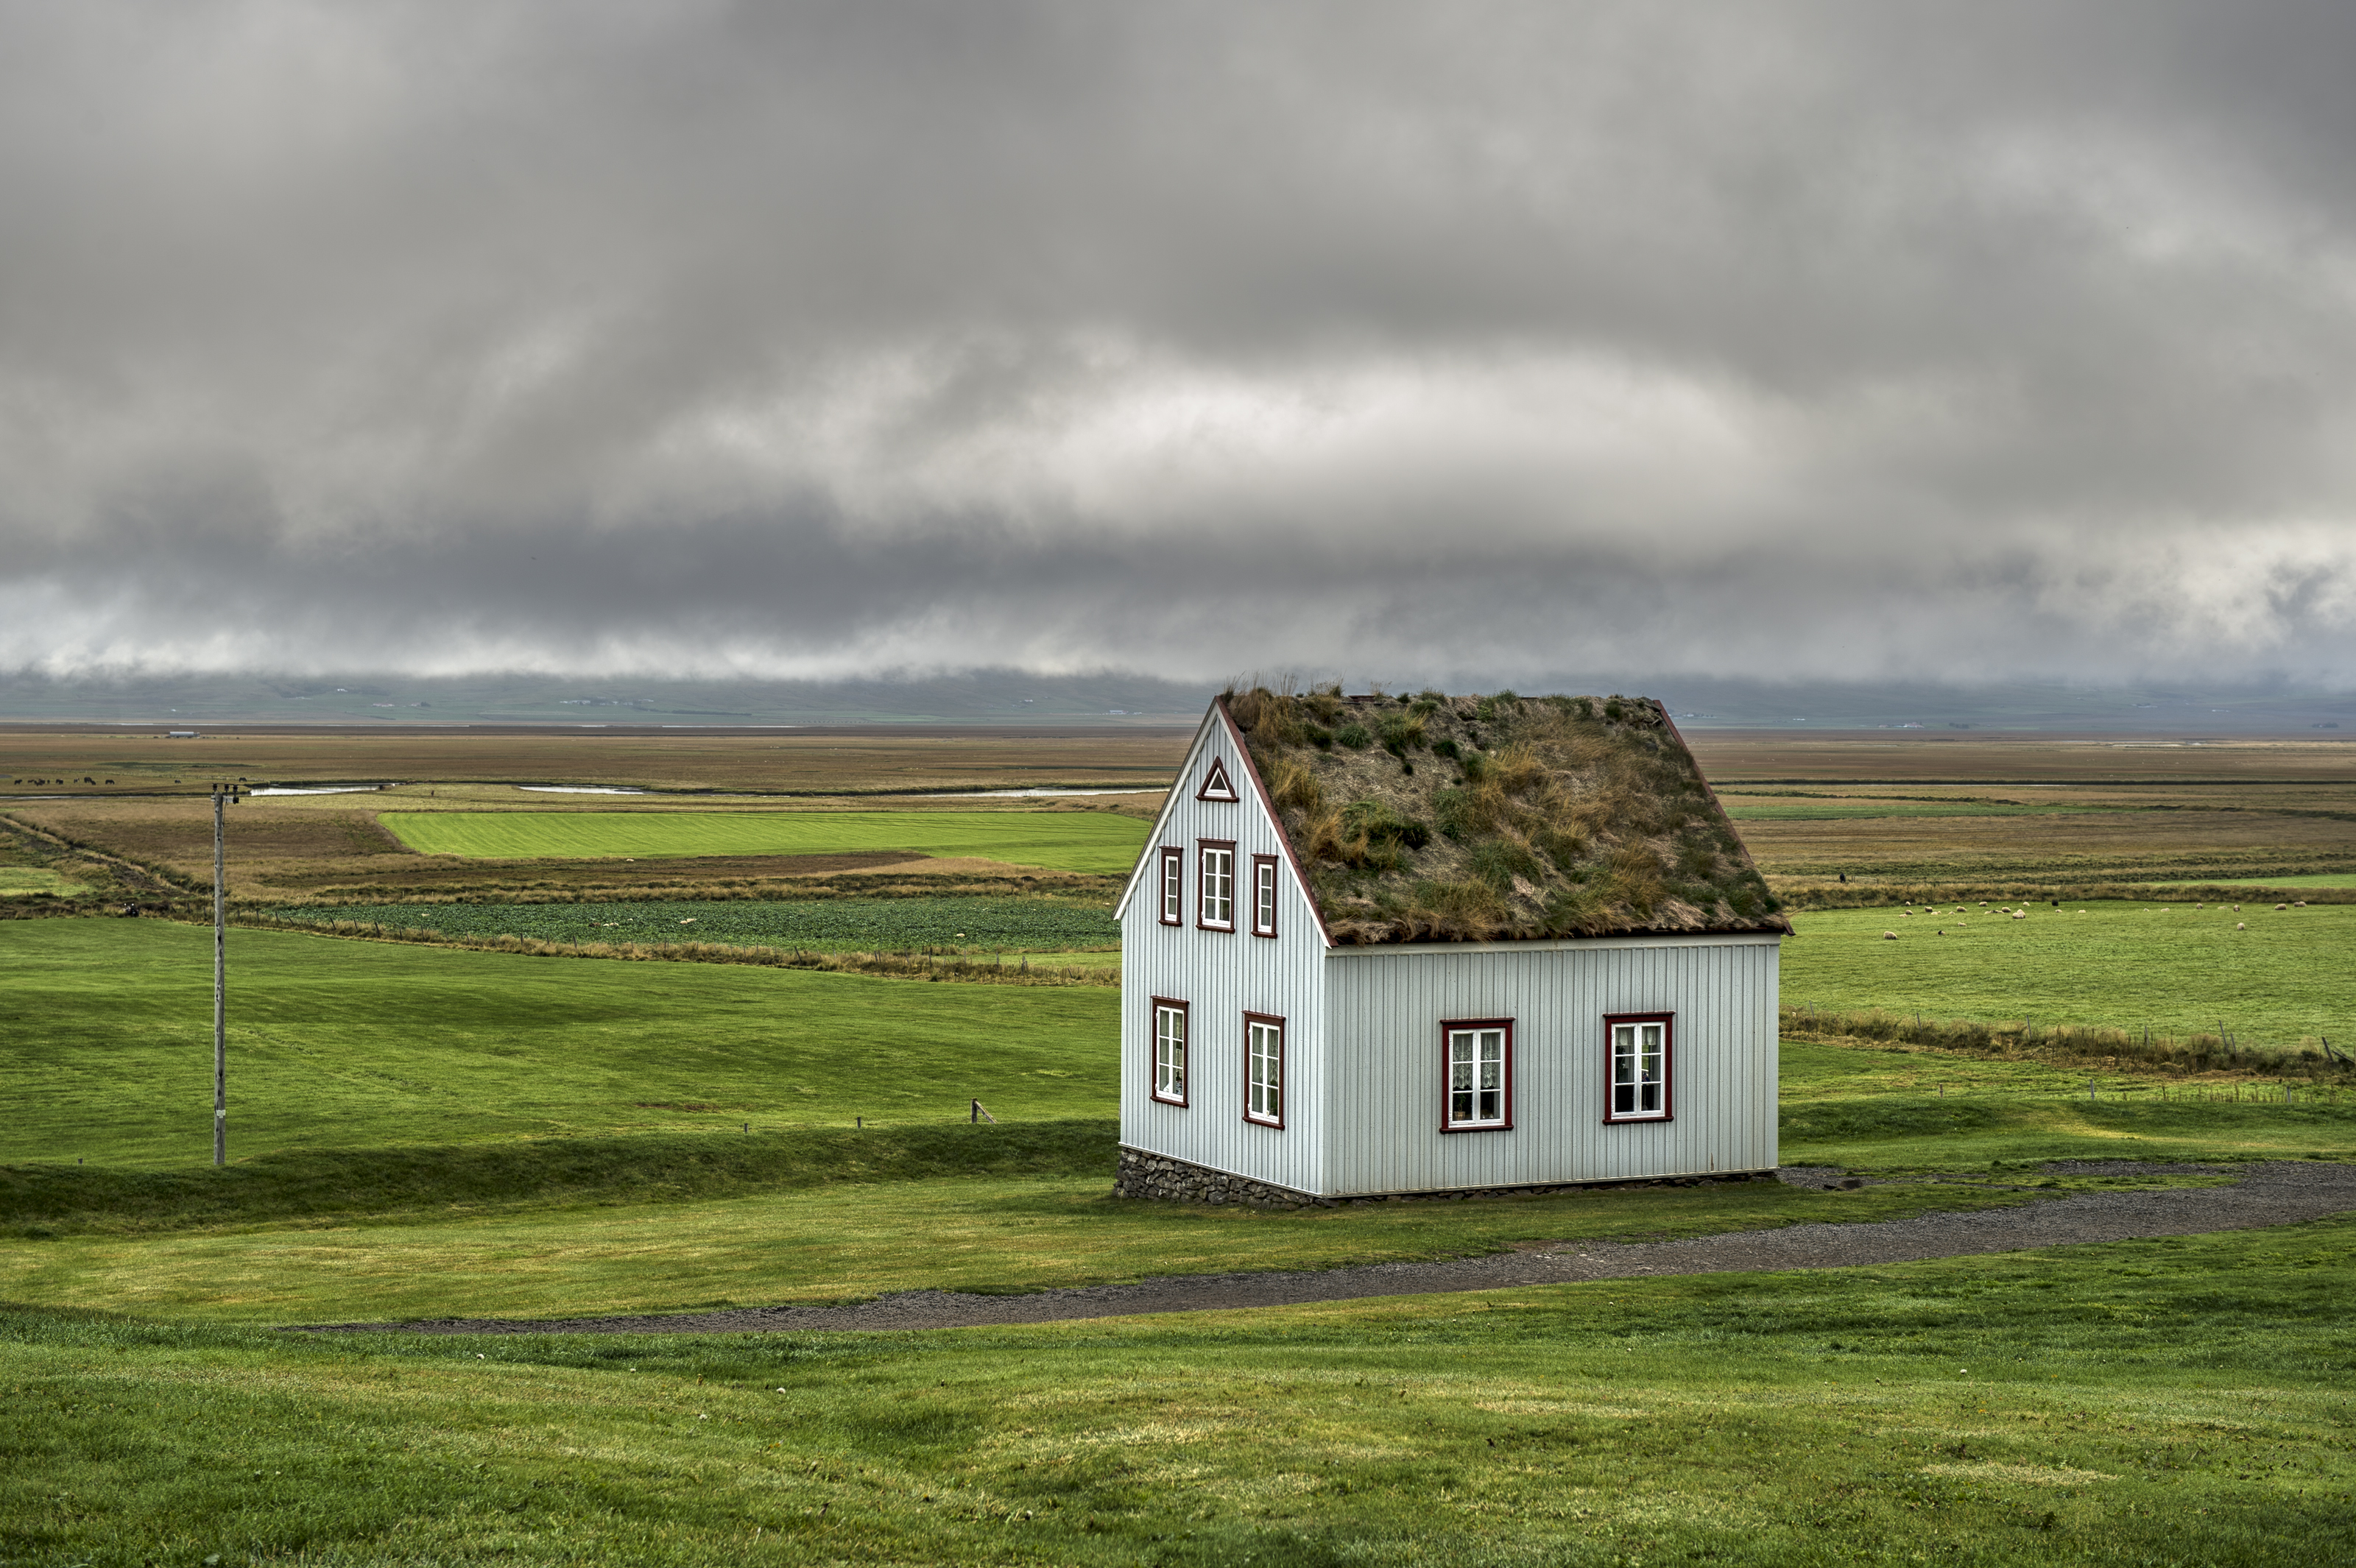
[0,721,1192,795]
[379,808,1150,875]
[287,894,1120,953]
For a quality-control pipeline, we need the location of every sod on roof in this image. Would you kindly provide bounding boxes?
[1225,686,1788,944]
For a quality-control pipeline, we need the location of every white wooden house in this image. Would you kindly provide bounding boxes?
[1112,688,1787,1204]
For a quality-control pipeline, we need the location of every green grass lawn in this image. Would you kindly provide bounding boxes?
[286,894,1121,954]
[378,808,1151,874]
[0,866,89,896]
[8,1219,2355,1566]
[1783,900,2356,1047]
[0,919,1118,1167]
[9,915,2356,1561]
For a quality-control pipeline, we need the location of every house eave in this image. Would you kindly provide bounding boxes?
[1323,928,1785,957]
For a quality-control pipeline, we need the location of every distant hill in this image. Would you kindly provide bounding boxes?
[0,668,2349,733]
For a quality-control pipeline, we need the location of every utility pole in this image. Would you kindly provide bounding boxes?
[212,781,247,1166]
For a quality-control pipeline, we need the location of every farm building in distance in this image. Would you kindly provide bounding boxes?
[1114,687,1788,1204]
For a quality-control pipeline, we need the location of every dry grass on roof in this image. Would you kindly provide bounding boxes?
[1226,685,1788,944]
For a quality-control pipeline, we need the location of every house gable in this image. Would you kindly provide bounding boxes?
[1114,702,1333,946]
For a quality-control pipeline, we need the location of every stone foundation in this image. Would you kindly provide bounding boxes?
[1115,1145,1777,1208]
[1114,1147,1317,1208]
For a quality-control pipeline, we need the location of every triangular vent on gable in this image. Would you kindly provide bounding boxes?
[1196,756,1239,802]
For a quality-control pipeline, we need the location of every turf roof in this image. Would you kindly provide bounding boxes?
[1224,686,1788,945]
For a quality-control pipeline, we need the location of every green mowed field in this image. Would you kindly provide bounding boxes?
[0,919,1118,1167]
[1783,900,2356,1045]
[9,1222,2355,1567]
[0,866,89,896]
[289,894,1121,953]
[378,808,1151,874]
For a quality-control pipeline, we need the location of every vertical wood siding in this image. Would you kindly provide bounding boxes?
[1321,936,1780,1196]
[1120,721,1329,1194]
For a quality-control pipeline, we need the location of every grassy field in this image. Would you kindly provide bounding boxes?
[7,911,2356,1561]
[0,866,88,896]
[6,918,2352,1329]
[285,894,1121,953]
[1782,900,2356,1048]
[378,808,1149,874]
[7,1220,2355,1566]
[0,919,1118,1166]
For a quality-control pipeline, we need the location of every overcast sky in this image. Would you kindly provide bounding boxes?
[4,1,2356,689]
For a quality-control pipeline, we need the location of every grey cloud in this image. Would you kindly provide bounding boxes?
[4,1,2356,688]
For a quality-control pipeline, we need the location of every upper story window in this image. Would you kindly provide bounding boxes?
[1250,855,1280,937]
[1196,757,1239,801]
[1605,1013,1673,1122]
[1197,840,1235,930]
[1151,998,1188,1106]
[1157,847,1184,925]
[1442,1020,1512,1131]
[1244,1011,1285,1127]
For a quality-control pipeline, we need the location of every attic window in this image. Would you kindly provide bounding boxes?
[1604,1014,1672,1122]
[1250,855,1280,938]
[1197,841,1235,930]
[1157,847,1183,925]
[1196,757,1238,802]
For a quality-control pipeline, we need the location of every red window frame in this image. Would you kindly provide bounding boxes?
[1602,1011,1674,1123]
[1196,839,1236,931]
[1149,997,1189,1107]
[1439,1017,1514,1132]
[1243,1011,1285,1129]
[1250,854,1280,938]
[1157,847,1183,926]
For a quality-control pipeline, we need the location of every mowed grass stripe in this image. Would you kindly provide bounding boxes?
[378,808,1149,874]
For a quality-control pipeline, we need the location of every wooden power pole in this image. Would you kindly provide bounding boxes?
[212,781,247,1166]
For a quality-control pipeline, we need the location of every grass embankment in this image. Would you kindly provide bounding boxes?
[1783,900,2356,1053]
[9,1222,2356,1565]
[378,809,1151,875]
[0,919,1119,1167]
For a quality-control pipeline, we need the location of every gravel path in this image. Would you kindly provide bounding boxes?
[301,1160,2356,1338]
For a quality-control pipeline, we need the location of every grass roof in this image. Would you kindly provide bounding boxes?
[1225,685,1788,945]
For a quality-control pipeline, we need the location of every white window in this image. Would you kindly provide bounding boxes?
[1606,1015,1671,1121]
[1251,855,1280,937]
[1157,847,1183,925]
[1151,999,1188,1105]
[1244,1013,1284,1126]
[1196,757,1239,801]
[1443,1021,1511,1130]
[1198,841,1235,930]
